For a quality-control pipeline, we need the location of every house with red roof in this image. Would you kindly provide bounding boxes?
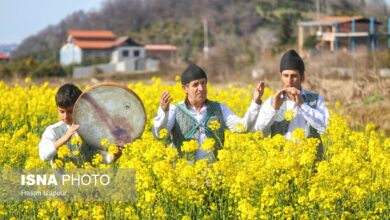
[60,30,117,65]
[297,16,381,52]
[60,29,177,77]
[0,53,9,63]
[145,44,177,64]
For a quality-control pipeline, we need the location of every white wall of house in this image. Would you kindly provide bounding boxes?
[116,60,135,72]
[60,43,82,66]
[71,44,160,77]
[145,58,159,71]
[111,46,145,63]
[73,63,116,78]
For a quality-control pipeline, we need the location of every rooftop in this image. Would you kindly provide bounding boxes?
[298,16,381,27]
[68,30,116,39]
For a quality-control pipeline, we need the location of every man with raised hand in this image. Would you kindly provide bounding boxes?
[153,63,265,161]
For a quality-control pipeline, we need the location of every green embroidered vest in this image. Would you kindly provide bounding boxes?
[270,91,324,160]
[53,123,94,166]
[171,100,225,155]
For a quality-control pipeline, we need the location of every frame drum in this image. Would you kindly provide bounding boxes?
[73,83,146,150]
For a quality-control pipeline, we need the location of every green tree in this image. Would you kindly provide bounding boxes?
[278,12,302,46]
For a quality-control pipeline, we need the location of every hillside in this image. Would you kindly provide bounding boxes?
[12,0,389,61]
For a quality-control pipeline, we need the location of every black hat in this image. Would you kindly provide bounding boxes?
[280,49,305,75]
[181,63,207,85]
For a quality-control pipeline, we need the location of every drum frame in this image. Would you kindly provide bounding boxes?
[73,82,146,149]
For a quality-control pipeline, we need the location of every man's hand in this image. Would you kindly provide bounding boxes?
[272,89,286,110]
[285,87,303,107]
[66,124,79,139]
[253,81,265,105]
[54,124,79,149]
[107,147,123,163]
[160,91,172,112]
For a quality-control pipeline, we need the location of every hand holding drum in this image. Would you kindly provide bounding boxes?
[73,83,146,151]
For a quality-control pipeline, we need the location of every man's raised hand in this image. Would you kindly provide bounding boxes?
[160,91,172,112]
[253,81,265,105]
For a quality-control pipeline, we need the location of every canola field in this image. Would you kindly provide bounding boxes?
[0,78,389,219]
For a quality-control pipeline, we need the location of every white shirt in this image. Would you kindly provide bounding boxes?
[253,89,329,139]
[153,100,261,159]
[39,121,112,166]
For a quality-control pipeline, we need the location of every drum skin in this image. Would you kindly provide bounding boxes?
[73,83,146,150]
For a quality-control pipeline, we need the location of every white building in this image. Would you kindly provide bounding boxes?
[60,30,116,66]
[60,29,179,78]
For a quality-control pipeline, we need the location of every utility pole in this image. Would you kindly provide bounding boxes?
[203,19,209,60]
[316,0,323,37]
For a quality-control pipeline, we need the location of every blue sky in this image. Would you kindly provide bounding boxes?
[0,0,106,45]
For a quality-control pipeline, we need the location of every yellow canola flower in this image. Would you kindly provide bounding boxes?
[283,206,294,218]
[334,101,341,108]
[182,216,191,220]
[37,208,47,219]
[77,210,89,219]
[70,135,82,146]
[233,122,245,133]
[181,140,198,153]
[0,205,6,215]
[57,203,71,218]
[299,151,315,166]
[124,206,138,219]
[210,203,217,212]
[384,138,390,150]
[100,138,109,147]
[365,122,377,133]
[24,77,31,84]
[1,78,390,219]
[208,120,221,131]
[158,128,169,138]
[153,206,167,219]
[53,159,64,168]
[65,162,77,169]
[57,146,71,159]
[175,75,181,82]
[201,138,215,151]
[92,154,103,166]
[285,109,294,122]
[82,162,93,169]
[238,199,258,220]
[72,150,80,156]
[92,205,104,220]
[291,128,305,142]
[108,144,119,155]
[144,190,157,203]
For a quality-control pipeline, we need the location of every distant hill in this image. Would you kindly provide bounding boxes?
[11,0,389,60]
[0,44,18,55]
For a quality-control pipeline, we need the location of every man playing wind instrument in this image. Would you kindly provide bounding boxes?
[253,49,329,160]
